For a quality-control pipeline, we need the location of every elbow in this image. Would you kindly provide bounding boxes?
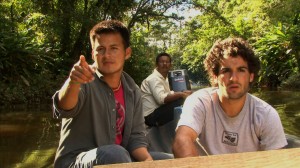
[172,132,199,158]
[172,139,180,158]
[172,135,187,158]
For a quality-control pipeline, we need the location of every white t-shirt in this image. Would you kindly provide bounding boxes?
[177,87,287,155]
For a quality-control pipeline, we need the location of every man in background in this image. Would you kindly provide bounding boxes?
[140,52,192,127]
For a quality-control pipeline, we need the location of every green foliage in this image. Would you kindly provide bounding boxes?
[0,1,57,106]
[1,0,300,106]
[0,0,191,106]
[177,0,300,87]
[254,22,299,88]
[124,7,189,85]
[124,26,154,85]
[266,0,300,26]
[281,73,300,90]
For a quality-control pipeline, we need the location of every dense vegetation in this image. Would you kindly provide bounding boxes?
[1,0,299,108]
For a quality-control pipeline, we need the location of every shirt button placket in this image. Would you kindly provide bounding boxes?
[112,108,116,129]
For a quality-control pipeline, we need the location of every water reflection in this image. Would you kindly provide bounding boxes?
[0,110,60,168]
[0,90,299,168]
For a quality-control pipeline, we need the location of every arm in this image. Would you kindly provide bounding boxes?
[58,55,95,110]
[131,147,153,161]
[172,125,199,158]
[164,90,192,103]
[146,76,192,105]
[125,83,153,161]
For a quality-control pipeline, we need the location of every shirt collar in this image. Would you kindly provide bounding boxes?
[153,68,166,79]
[95,69,103,79]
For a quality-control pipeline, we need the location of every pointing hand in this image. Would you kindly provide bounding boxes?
[69,55,95,84]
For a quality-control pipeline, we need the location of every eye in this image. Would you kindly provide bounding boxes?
[220,68,230,74]
[238,67,248,72]
[112,46,119,50]
[97,48,105,55]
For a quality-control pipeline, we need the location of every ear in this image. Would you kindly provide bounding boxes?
[250,73,254,83]
[213,75,218,85]
[125,47,132,60]
[91,50,95,60]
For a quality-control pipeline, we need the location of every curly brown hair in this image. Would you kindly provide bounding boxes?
[204,37,260,86]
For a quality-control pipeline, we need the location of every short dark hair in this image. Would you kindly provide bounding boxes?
[89,20,130,49]
[204,37,260,86]
[155,52,172,65]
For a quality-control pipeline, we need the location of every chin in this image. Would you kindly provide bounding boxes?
[228,93,245,99]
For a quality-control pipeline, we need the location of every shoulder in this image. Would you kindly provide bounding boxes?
[248,94,279,121]
[145,71,161,82]
[142,73,164,88]
[185,87,217,108]
[122,71,137,86]
[122,72,140,90]
[248,94,276,112]
[189,87,217,100]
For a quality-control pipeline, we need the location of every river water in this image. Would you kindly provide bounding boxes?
[0,90,300,168]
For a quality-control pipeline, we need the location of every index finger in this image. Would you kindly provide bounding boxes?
[79,55,95,74]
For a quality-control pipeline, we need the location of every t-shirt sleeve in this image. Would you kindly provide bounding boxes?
[176,91,205,135]
[259,107,288,150]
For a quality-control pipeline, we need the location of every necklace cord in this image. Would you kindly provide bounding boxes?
[113,81,121,92]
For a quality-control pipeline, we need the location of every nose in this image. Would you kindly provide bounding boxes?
[230,72,238,81]
[101,49,113,58]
